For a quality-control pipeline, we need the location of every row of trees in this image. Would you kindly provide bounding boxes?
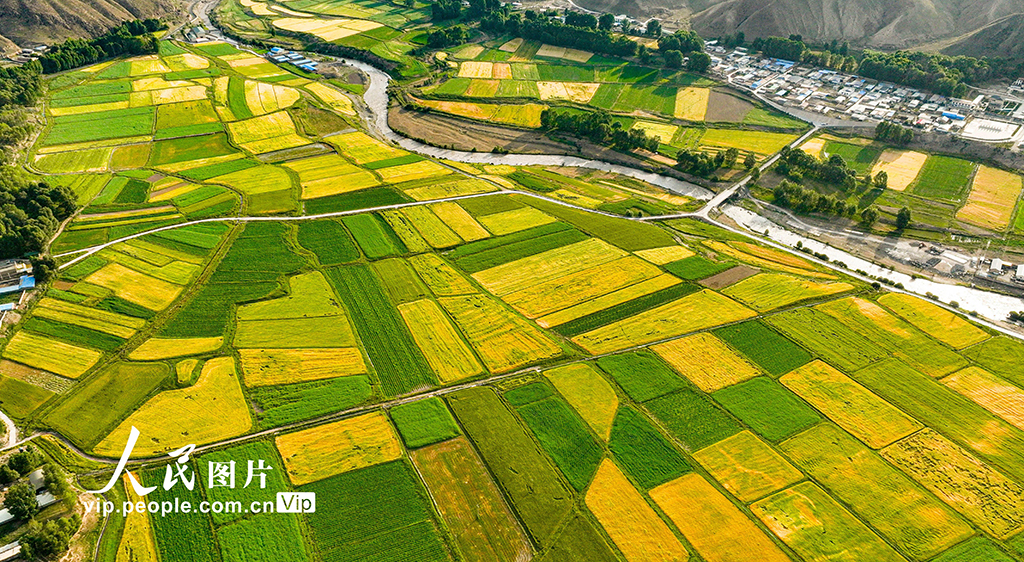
[676,147,755,177]
[0,64,43,164]
[0,167,77,259]
[540,109,660,152]
[39,19,165,73]
[775,146,860,190]
[480,13,638,57]
[875,121,914,145]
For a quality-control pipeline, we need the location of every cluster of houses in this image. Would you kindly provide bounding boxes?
[265,47,319,73]
[0,260,34,314]
[0,468,58,562]
[709,46,1024,147]
[1,45,48,66]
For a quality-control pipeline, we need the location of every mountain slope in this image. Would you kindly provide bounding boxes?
[0,0,179,47]
[941,13,1024,58]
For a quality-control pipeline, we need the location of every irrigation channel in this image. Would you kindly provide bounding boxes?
[334,55,1024,324]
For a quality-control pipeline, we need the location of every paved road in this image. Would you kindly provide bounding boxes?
[0,409,17,451]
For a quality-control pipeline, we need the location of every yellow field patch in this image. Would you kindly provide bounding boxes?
[882,429,1024,539]
[752,482,907,562]
[537,274,681,328]
[475,206,557,236]
[129,56,170,75]
[492,63,512,79]
[723,273,854,311]
[271,17,379,41]
[876,293,989,349]
[399,299,484,383]
[49,100,131,116]
[586,460,689,562]
[416,99,544,128]
[499,38,524,52]
[163,53,210,71]
[116,475,160,562]
[329,131,408,164]
[2,331,102,379]
[957,165,1023,230]
[942,367,1024,431]
[244,80,300,115]
[635,245,694,264]
[705,240,834,279]
[563,48,593,63]
[276,411,402,485]
[871,149,927,192]
[375,160,449,183]
[535,44,567,59]
[95,357,251,457]
[632,120,678,143]
[409,254,478,296]
[428,202,490,241]
[132,76,194,91]
[693,431,803,503]
[129,337,225,360]
[440,294,563,373]
[781,360,922,448]
[502,255,663,319]
[545,363,618,441]
[799,137,826,157]
[226,111,309,154]
[652,333,761,392]
[85,263,183,311]
[573,289,756,354]
[473,238,626,296]
[304,82,356,115]
[238,348,367,386]
[651,473,792,562]
[535,81,599,103]
[240,0,275,15]
[283,153,380,199]
[674,87,710,121]
[465,79,500,97]
[458,61,493,78]
[33,297,144,338]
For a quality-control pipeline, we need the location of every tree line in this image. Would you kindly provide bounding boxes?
[540,109,660,152]
[0,64,43,164]
[0,167,76,259]
[39,19,166,73]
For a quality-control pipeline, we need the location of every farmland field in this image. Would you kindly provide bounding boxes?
[652,332,761,392]
[911,155,976,202]
[275,411,403,485]
[958,166,1023,229]
[692,430,803,502]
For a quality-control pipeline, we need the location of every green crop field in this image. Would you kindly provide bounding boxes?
[609,406,690,489]
[912,155,976,202]
[714,320,811,376]
[389,397,461,448]
[595,351,686,402]
[512,391,603,491]
[823,141,881,174]
[713,377,820,441]
[645,388,741,450]
[448,387,573,545]
[250,377,373,428]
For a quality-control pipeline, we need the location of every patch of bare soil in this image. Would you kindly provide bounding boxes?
[700,265,760,289]
[705,90,754,123]
[389,106,571,154]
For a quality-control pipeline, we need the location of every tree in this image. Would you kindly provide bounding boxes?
[724,147,739,167]
[873,171,888,190]
[0,465,16,485]
[565,11,598,29]
[664,50,683,68]
[4,482,38,520]
[896,207,912,229]
[19,515,82,561]
[598,13,614,31]
[743,152,756,170]
[8,448,41,476]
[686,51,711,73]
[860,206,879,227]
[43,464,68,497]
[637,44,651,64]
[645,19,661,37]
[431,0,461,20]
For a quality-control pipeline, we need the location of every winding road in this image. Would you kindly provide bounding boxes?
[0,409,17,451]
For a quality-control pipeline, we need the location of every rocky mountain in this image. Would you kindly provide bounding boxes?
[573,0,1024,51]
[0,0,179,49]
